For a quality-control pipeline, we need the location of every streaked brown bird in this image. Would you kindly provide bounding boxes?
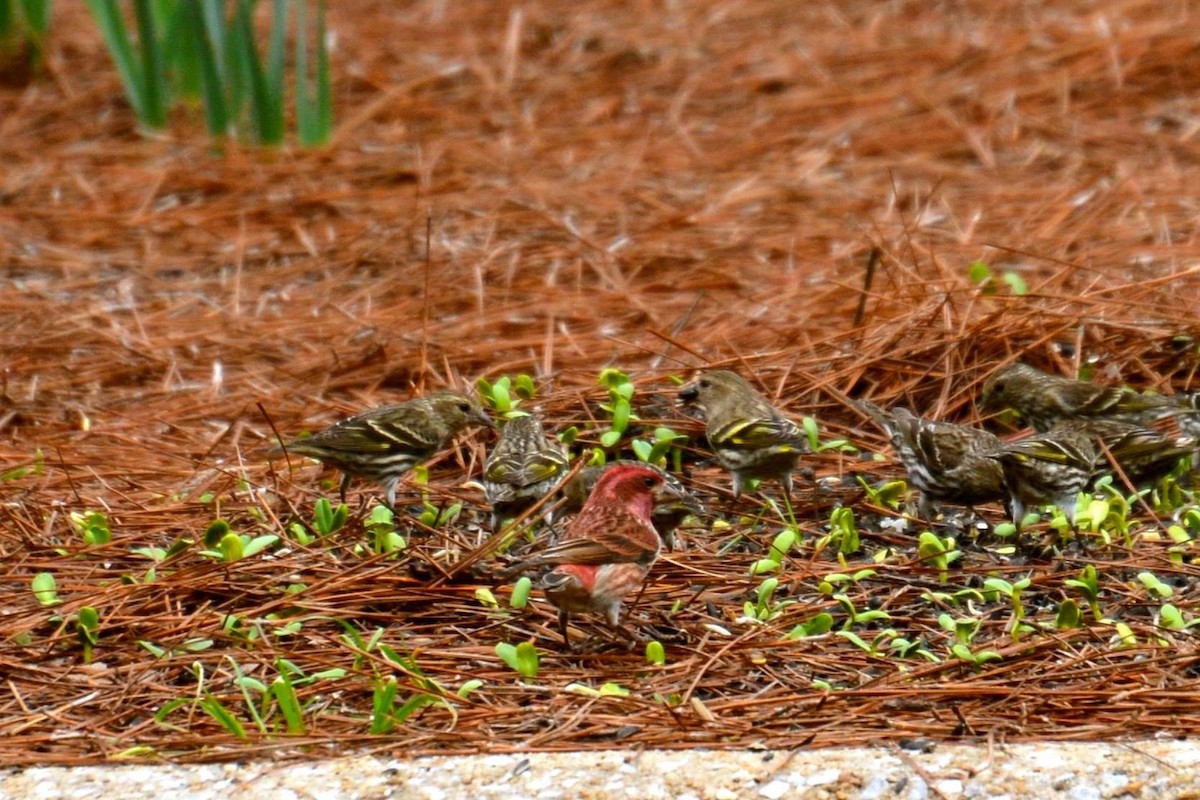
[483,413,570,529]
[271,390,492,508]
[678,369,807,499]
[981,362,1185,432]
[506,463,678,646]
[560,460,704,549]
[984,424,1099,529]
[855,400,1007,520]
[1059,417,1196,488]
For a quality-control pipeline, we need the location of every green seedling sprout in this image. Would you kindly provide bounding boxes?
[565,682,631,698]
[1,447,44,482]
[833,594,891,630]
[748,526,798,575]
[631,426,688,471]
[597,368,636,449]
[199,518,278,562]
[645,640,666,666]
[816,506,860,556]
[1055,599,1082,629]
[917,531,960,583]
[855,475,908,510]
[743,576,794,622]
[889,637,939,662]
[967,261,1028,296]
[1137,571,1174,599]
[801,416,858,454]
[836,628,896,657]
[312,497,349,536]
[495,641,539,679]
[1064,564,1103,622]
[75,606,101,662]
[476,374,536,418]
[364,504,405,555]
[509,576,532,610]
[784,612,834,639]
[983,576,1032,641]
[70,511,112,546]
[31,572,59,606]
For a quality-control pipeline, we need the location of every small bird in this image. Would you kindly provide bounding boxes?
[1057,417,1196,488]
[980,362,1184,432]
[483,413,570,529]
[985,424,1099,528]
[854,400,1007,520]
[1179,393,1200,441]
[560,460,704,549]
[506,463,676,646]
[272,390,492,508]
[678,369,807,498]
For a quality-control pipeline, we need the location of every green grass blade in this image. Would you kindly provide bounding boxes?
[294,0,331,146]
[309,0,332,145]
[162,1,200,100]
[265,0,287,118]
[231,0,282,144]
[132,0,167,127]
[86,0,149,123]
[20,0,51,35]
[181,0,227,136]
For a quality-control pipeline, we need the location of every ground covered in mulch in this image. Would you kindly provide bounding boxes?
[3,0,1200,766]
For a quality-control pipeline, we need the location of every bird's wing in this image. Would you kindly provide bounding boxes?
[710,415,806,451]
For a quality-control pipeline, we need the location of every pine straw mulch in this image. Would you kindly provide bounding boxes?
[4,0,1200,767]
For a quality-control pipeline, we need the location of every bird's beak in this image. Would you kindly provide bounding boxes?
[677,382,699,402]
[474,406,496,428]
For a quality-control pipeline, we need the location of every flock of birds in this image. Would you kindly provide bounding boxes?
[271,363,1200,645]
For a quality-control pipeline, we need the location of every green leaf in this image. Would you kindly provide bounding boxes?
[645,640,666,665]
[313,498,334,534]
[599,429,622,448]
[474,587,499,610]
[1055,599,1081,629]
[271,676,306,734]
[630,439,653,462]
[509,577,532,610]
[31,572,59,606]
[967,261,992,283]
[1002,271,1028,295]
[1138,571,1173,598]
[514,641,539,678]
[748,558,781,575]
[219,532,244,561]
[370,677,399,734]
[242,534,279,558]
[204,519,232,547]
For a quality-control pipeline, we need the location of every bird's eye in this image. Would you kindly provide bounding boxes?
[698,379,711,389]
[991,381,1005,394]
[642,475,658,488]
[457,401,470,412]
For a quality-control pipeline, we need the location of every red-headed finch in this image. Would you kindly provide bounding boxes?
[981,362,1184,432]
[271,391,492,508]
[678,369,807,498]
[483,413,570,529]
[984,424,1099,529]
[855,400,1006,520]
[560,460,703,549]
[508,463,678,646]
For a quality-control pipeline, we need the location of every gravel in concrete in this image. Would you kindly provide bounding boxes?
[3,740,1197,799]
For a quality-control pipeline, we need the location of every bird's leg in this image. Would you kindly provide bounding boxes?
[339,473,351,505]
[557,610,571,648]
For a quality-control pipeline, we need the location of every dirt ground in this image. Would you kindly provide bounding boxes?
[3,0,1200,766]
